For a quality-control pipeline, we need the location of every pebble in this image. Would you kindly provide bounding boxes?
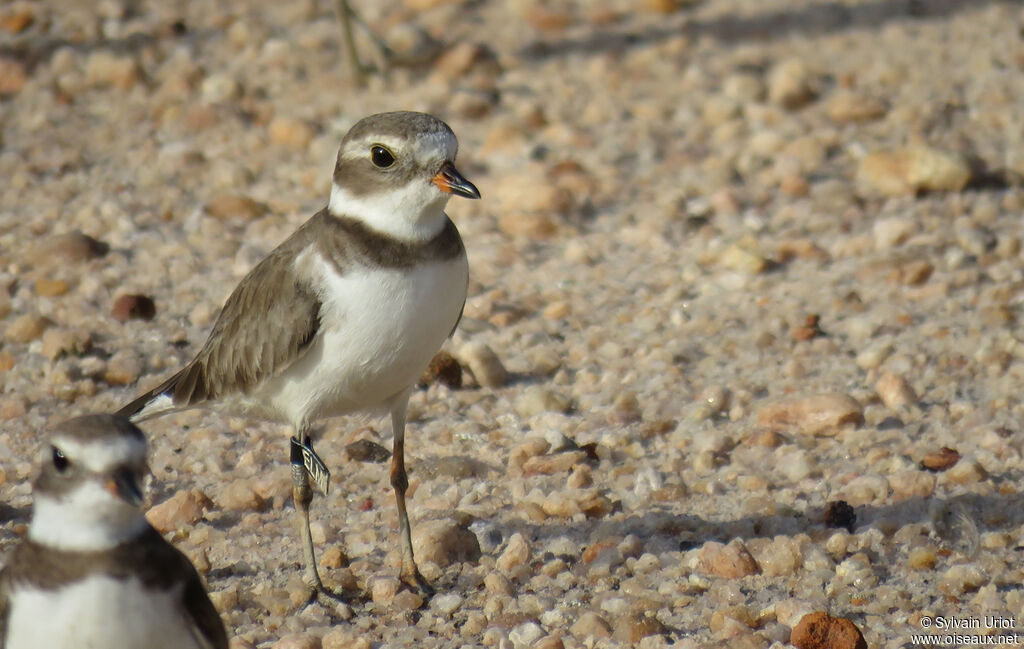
[268,116,315,149]
[484,571,515,596]
[515,386,571,417]
[102,351,142,385]
[826,91,886,123]
[410,518,481,567]
[939,564,986,596]
[496,532,532,575]
[522,450,589,476]
[217,479,268,512]
[875,372,917,408]
[872,217,916,249]
[790,612,867,649]
[40,328,91,359]
[369,576,401,604]
[768,58,816,109]
[570,611,613,640]
[920,447,960,472]
[457,341,508,388]
[111,294,157,322]
[146,489,213,533]
[613,612,665,643]
[83,51,140,90]
[271,634,321,649]
[343,439,391,463]
[5,314,52,343]
[509,622,545,649]
[205,194,268,220]
[756,393,863,436]
[943,458,987,485]
[419,350,463,388]
[857,147,972,196]
[321,630,369,649]
[431,592,463,615]
[698,539,761,578]
[34,278,70,297]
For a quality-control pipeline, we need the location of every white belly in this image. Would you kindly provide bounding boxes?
[6,577,207,649]
[260,254,468,425]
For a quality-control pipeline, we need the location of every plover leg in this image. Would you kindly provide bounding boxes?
[389,402,433,596]
[290,431,324,591]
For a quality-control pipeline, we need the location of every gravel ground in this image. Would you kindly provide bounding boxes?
[3,1,1024,647]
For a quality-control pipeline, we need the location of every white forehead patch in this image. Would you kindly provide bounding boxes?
[49,434,147,474]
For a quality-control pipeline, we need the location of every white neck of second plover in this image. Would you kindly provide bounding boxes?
[29,486,149,552]
[328,180,452,242]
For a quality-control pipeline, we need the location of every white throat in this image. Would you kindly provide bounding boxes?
[329,182,451,242]
[29,485,148,552]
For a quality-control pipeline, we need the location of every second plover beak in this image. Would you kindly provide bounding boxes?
[105,468,144,507]
[432,161,481,199]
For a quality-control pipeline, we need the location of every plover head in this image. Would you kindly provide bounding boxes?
[328,111,480,241]
[29,414,149,552]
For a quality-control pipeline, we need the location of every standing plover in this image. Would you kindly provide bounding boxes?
[0,414,227,649]
[119,111,479,596]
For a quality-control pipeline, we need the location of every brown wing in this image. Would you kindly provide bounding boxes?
[119,222,324,418]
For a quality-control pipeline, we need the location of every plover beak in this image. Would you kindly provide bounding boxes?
[105,468,144,507]
[432,161,481,199]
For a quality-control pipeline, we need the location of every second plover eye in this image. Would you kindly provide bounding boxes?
[370,145,395,168]
[51,446,69,473]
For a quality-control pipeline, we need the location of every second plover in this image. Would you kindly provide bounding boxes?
[0,414,227,649]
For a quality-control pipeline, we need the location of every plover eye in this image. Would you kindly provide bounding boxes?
[370,145,395,168]
[51,446,69,473]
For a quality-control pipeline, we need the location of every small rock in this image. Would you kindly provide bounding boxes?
[509,621,545,649]
[613,612,665,643]
[756,393,863,436]
[103,352,142,385]
[322,629,369,649]
[457,341,508,388]
[872,217,916,249]
[319,545,348,569]
[484,571,515,596]
[824,500,856,532]
[272,634,321,649]
[146,489,213,532]
[790,314,823,342]
[498,211,561,239]
[522,450,589,476]
[857,147,971,196]
[411,518,481,567]
[200,73,241,103]
[531,635,564,649]
[208,586,239,611]
[827,92,886,123]
[768,58,816,109]
[269,116,315,149]
[939,564,986,596]
[370,576,401,604]
[887,470,935,500]
[0,58,28,95]
[41,328,91,360]
[0,352,14,373]
[907,546,937,570]
[698,539,761,578]
[217,480,267,512]
[26,231,109,266]
[570,611,613,640]
[790,612,867,649]
[944,458,987,485]
[839,475,889,506]
[391,589,424,611]
[5,314,52,343]
[496,532,532,574]
[344,438,391,463]
[508,437,550,469]
[875,372,917,408]
[419,350,462,388]
[515,386,571,417]
[111,294,156,322]
[720,241,769,274]
[431,592,463,615]
[920,447,960,472]
[0,4,34,34]
[432,42,500,82]
[205,194,267,220]
[84,51,140,89]
[34,278,70,297]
